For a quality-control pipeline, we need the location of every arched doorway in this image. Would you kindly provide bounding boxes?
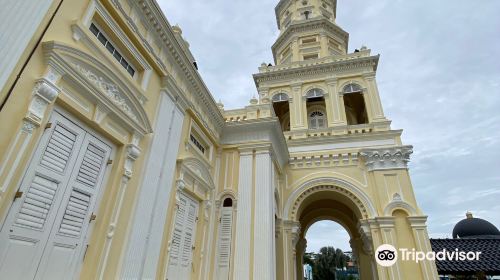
[282,181,378,280]
[304,220,354,280]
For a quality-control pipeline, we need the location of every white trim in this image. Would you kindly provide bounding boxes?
[289,138,395,153]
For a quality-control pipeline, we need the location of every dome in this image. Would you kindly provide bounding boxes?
[452,212,500,239]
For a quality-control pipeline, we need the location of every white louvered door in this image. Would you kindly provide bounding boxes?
[167,192,199,280]
[34,133,111,280]
[0,111,112,280]
[217,207,233,280]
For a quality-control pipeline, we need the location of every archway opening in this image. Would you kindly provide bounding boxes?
[272,93,290,131]
[342,83,368,125]
[306,88,327,129]
[293,188,375,280]
[304,220,356,280]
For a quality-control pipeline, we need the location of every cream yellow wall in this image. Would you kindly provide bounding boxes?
[0,0,223,279]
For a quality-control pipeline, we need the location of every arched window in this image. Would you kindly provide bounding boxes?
[306,88,324,99]
[342,83,362,94]
[217,197,234,279]
[272,92,289,102]
[342,83,368,125]
[309,110,326,129]
[272,93,291,132]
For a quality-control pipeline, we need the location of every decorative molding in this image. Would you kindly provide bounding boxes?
[177,157,216,193]
[289,152,358,168]
[272,18,348,57]
[42,41,153,135]
[72,63,139,122]
[383,193,418,216]
[360,145,413,171]
[284,177,377,220]
[253,55,379,86]
[222,118,289,169]
[25,79,61,127]
[21,119,38,134]
[215,190,238,209]
[113,0,225,135]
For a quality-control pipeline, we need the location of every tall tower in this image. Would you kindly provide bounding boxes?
[273,0,347,64]
[244,0,439,279]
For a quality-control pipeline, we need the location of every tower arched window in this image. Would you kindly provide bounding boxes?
[217,197,234,279]
[342,83,368,125]
[272,92,289,103]
[309,110,326,129]
[306,88,324,99]
[272,92,290,132]
[306,88,327,129]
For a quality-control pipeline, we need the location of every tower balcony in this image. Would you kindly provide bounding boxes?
[258,47,372,74]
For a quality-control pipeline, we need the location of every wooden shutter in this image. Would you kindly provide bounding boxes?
[35,134,111,280]
[0,116,85,280]
[217,207,233,280]
[219,208,233,267]
[167,192,199,280]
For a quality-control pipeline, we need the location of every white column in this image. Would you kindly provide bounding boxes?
[290,83,305,130]
[253,151,275,280]
[98,140,142,279]
[363,73,386,121]
[121,92,184,279]
[233,151,253,280]
[378,218,402,280]
[408,217,439,280]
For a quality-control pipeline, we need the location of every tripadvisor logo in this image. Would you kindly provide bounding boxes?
[375,244,482,267]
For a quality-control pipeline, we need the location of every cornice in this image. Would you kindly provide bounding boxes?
[253,55,379,86]
[272,18,348,57]
[133,0,224,131]
[274,0,337,30]
[221,118,290,169]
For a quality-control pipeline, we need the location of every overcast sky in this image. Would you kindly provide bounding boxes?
[159,0,500,253]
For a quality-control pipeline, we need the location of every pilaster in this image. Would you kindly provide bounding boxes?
[363,72,387,122]
[407,216,439,280]
[253,150,275,280]
[233,150,253,280]
[290,82,305,130]
[121,92,185,279]
[98,135,143,279]
[0,68,61,200]
[377,217,402,279]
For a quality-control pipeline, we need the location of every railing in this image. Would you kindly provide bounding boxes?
[283,123,377,140]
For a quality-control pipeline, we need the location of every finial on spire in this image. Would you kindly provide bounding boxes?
[466,211,473,219]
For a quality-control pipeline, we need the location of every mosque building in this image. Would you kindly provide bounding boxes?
[0,0,439,279]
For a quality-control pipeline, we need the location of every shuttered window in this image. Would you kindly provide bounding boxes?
[0,111,113,280]
[40,124,77,173]
[218,208,233,267]
[76,143,105,188]
[15,175,58,230]
[58,189,91,237]
[167,192,199,280]
[216,198,233,280]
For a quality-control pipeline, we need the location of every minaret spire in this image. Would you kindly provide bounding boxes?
[272,0,348,65]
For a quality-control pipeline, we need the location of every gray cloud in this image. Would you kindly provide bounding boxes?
[159,0,500,249]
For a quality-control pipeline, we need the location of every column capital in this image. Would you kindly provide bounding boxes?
[376,217,396,228]
[362,72,377,80]
[325,77,338,85]
[407,216,429,228]
[359,146,413,172]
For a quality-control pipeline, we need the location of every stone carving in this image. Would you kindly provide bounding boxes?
[72,63,139,122]
[360,146,413,171]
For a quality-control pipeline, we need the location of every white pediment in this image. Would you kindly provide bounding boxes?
[42,41,152,135]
